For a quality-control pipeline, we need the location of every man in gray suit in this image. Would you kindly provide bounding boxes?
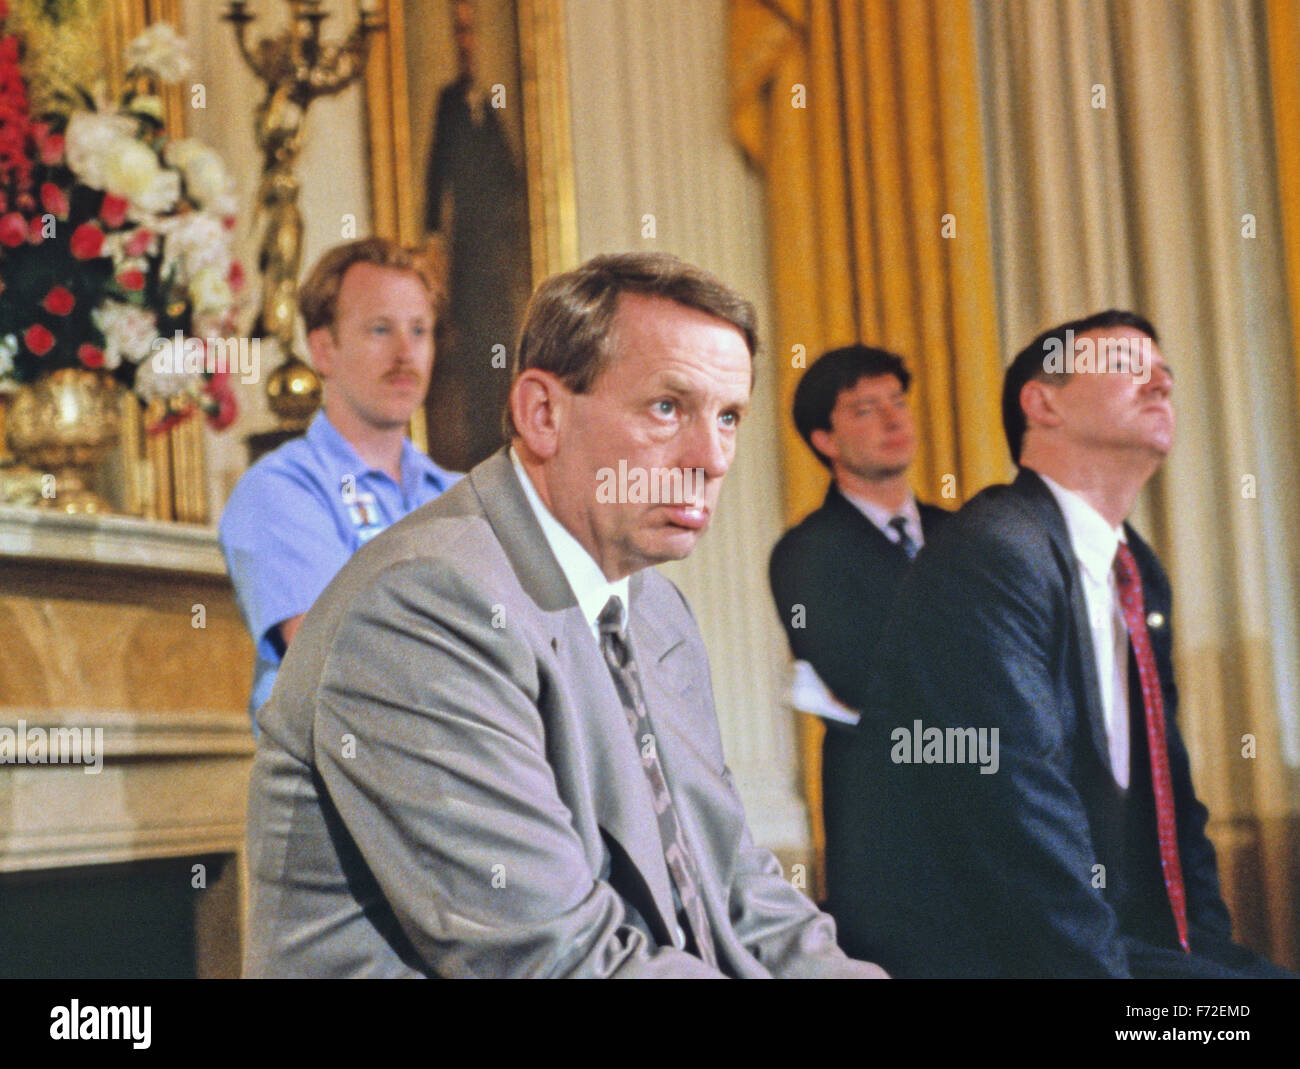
[245,251,886,978]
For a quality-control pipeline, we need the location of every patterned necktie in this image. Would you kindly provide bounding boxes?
[597,595,718,966]
[888,515,919,560]
[1113,543,1191,953]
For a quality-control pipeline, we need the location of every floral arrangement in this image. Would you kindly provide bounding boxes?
[0,10,241,430]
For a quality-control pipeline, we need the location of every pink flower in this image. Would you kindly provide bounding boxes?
[77,343,105,368]
[39,181,69,218]
[41,286,74,315]
[24,324,55,355]
[204,373,239,431]
[125,228,153,256]
[70,222,104,259]
[0,211,25,246]
[116,268,145,291]
[38,131,63,165]
[100,193,129,228]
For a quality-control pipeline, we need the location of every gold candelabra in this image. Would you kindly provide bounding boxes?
[223,0,384,432]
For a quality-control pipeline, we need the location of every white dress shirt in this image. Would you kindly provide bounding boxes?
[511,449,630,641]
[1038,472,1131,789]
[840,486,925,552]
[512,451,687,947]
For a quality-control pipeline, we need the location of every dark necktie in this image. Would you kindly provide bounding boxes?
[1113,543,1191,953]
[597,595,718,966]
[888,515,919,560]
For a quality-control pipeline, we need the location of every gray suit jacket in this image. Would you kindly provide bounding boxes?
[245,450,874,977]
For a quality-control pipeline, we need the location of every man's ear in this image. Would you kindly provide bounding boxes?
[307,327,334,379]
[809,427,837,464]
[510,369,567,461]
[1020,379,1064,431]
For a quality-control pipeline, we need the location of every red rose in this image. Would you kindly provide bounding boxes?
[100,193,129,228]
[204,375,239,432]
[117,268,145,292]
[125,228,153,256]
[26,215,44,244]
[39,181,69,218]
[39,133,63,165]
[24,324,55,356]
[77,343,105,368]
[0,211,25,246]
[70,222,105,259]
[41,286,74,315]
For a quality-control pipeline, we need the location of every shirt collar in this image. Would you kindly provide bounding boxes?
[510,448,630,634]
[307,410,456,499]
[1036,471,1126,584]
[839,485,921,539]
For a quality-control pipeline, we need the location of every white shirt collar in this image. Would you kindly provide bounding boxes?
[839,485,922,544]
[1036,471,1126,583]
[510,449,630,636]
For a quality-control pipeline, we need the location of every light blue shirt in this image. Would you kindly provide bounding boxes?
[219,410,459,726]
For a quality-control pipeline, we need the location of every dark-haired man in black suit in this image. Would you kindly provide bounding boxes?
[860,311,1288,977]
[768,345,949,957]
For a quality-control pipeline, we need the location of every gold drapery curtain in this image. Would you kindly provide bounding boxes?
[1270,0,1300,436]
[729,0,1005,892]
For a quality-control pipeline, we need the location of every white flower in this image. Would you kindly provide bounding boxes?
[137,340,203,401]
[92,301,158,369]
[126,23,193,84]
[102,228,159,266]
[159,212,231,283]
[166,139,236,214]
[0,333,17,380]
[64,111,138,190]
[190,268,233,315]
[103,141,180,215]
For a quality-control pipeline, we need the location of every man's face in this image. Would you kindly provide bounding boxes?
[1049,326,1174,460]
[311,262,434,433]
[812,373,916,482]
[546,293,752,581]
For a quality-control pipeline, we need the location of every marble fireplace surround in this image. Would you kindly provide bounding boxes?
[0,508,254,978]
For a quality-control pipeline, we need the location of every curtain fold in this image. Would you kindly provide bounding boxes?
[730,0,1005,893]
[1269,0,1300,476]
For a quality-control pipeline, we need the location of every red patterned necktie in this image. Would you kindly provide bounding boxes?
[1113,543,1191,953]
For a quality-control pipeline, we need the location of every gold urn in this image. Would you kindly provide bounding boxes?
[5,368,123,514]
[265,355,322,429]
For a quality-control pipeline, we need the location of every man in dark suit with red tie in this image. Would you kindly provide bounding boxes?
[768,345,949,957]
[859,311,1288,976]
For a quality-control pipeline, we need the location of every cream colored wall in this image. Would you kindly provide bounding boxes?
[564,0,807,851]
[183,0,808,853]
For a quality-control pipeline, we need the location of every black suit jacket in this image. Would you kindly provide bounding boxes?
[850,467,1238,977]
[768,484,950,953]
